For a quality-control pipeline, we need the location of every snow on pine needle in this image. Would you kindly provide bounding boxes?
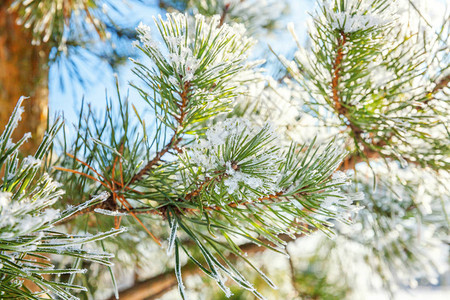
[170,119,362,299]
[0,184,61,240]
[0,100,123,300]
[179,117,362,225]
[321,0,395,33]
[132,13,259,133]
[185,118,282,200]
[135,13,253,82]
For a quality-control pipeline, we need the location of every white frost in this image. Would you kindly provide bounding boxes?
[187,118,281,198]
[94,208,128,216]
[322,0,394,33]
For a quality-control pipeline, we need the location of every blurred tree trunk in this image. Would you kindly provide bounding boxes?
[0,7,53,297]
[0,0,50,154]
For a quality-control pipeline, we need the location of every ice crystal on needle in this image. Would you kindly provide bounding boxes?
[134,13,254,84]
[0,193,60,239]
[0,173,65,239]
[22,155,42,167]
[136,22,155,48]
[322,0,394,33]
[187,118,282,198]
[133,13,258,133]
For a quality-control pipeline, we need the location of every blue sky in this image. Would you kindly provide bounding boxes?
[47,0,313,130]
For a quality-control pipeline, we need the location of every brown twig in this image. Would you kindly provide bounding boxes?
[129,135,182,184]
[329,32,412,170]
[332,32,347,115]
[330,33,365,153]
[213,191,285,210]
[130,81,190,184]
[416,73,450,110]
[431,74,450,94]
[219,3,231,27]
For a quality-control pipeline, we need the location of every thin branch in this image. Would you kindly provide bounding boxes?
[129,81,190,184]
[54,196,115,225]
[58,189,309,226]
[329,32,420,170]
[330,33,364,142]
[129,135,182,183]
[219,3,231,27]
[421,73,450,108]
[331,32,347,115]
[201,191,285,212]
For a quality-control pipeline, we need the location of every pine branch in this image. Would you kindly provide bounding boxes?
[107,3,448,299]
[329,30,423,169]
[55,12,357,299]
[113,233,308,300]
[0,101,124,299]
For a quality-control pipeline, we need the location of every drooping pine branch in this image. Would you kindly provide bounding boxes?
[0,100,124,299]
[113,232,309,300]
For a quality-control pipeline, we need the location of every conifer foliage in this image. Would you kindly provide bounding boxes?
[55,12,358,299]
[0,98,123,299]
[1,0,449,299]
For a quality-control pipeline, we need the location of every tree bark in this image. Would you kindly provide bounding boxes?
[0,0,50,154]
